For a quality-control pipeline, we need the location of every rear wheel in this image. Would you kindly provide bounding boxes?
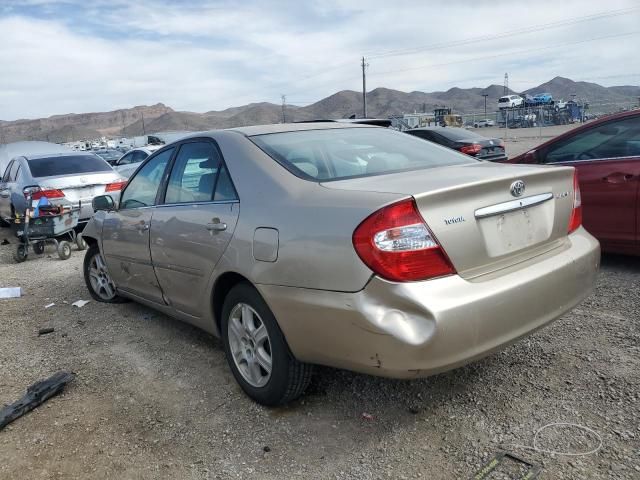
[83,244,127,303]
[221,283,313,406]
[57,241,72,260]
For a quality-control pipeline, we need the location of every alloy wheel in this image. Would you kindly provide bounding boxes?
[88,252,116,300]
[227,303,273,388]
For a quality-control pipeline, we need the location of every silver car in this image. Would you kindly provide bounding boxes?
[81,123,600,405]
[0,152,126,224]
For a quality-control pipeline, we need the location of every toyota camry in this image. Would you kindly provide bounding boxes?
[81,123,600,405]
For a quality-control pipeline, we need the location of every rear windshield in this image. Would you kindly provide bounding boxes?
[433,128,485,141]
[28,155,113,178]
[250,128,474,181]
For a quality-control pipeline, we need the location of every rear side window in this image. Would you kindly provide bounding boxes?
[28,155,112,177]
[165,141,238,204]
[251,128,474,181]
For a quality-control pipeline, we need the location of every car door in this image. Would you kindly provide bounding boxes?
[539,115,640,250]
[0,160,22,220]
[101,147,175,303]
[150,139,239,318]
[0,160,15,220]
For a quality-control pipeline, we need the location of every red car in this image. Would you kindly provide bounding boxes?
[507,110,640,255]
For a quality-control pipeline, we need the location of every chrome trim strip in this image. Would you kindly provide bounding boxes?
[475,192,553,219]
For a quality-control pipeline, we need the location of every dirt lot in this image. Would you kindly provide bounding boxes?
[1,127,638,479]
[483,123,580,158]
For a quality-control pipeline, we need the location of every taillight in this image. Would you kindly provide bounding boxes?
[460,144,482,155]
[24,187,65,200]
[105,180,127,192]
[568,171,582,234]
[352,198,456,282]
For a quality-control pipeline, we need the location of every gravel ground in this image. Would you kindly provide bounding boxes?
[1,127,638,479]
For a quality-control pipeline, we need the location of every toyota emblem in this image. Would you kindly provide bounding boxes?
[510,180,525,197]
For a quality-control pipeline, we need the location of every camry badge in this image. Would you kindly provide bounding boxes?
[510,180,525,197]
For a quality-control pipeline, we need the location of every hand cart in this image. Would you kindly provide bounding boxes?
[10,199,82,263]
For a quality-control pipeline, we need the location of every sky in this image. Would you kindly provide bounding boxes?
[0,0,639,120]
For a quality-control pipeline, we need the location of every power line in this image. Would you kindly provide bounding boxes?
[364,6,640,60]
[366,31,640,79]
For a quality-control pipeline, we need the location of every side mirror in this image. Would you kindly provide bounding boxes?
[522,150,539,163]
[92,195,115,212]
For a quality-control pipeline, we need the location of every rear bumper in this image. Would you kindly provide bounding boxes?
[258,228,600,378]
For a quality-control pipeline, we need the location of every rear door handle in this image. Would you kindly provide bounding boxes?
[135,223,149,232]
[206,220,227,232]
[603,173,634,183]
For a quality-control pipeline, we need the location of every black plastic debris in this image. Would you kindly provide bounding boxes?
[38,327,55,336]
[0,371,75,431]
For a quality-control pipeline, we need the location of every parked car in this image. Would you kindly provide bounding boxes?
[94,149,123,166]
[113,146,162,178]
[81,124,598,405]
[473,119,495,128]
[498,95,523,109]
[506,109,640,255]
[406,126,508,162]
[532,93,553,104]
[0,152,126,225]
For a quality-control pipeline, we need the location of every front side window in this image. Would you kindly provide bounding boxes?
[164,141,237,204]
[119,148,174,209]
[117,152,134,166]
[2,160,14,182]
[543,116,640,163]
[251,127,474,181]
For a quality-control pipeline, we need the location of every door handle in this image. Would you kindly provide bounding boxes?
[603,173,634,183]
[135,223,149,232]
[206,219,227,232]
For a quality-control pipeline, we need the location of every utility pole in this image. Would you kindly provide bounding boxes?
[141,111,146,135]
[121,111,126,137]
[504,73,509,96]
[482,94,488,118]
[361,57,368,118]
[281,95,287,123]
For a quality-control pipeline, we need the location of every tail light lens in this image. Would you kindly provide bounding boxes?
[568,170,582,234]
[460,144,482,155]
[352,199,456,282]
[23,186,65,200]
[105,180,127,192]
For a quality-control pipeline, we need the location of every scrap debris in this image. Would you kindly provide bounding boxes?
[0,287,22,299]
[38,327,55,336]
[44,303,55,309]
[71,300,89,308]
[0,371,75,431]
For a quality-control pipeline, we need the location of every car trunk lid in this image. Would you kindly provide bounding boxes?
[37,172,121,204]
[322,162,576,279]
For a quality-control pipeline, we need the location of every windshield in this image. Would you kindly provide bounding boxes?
[250,127,475,181]
[28,155,113,177]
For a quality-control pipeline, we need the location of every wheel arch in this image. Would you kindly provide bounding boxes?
[211,271,253,335]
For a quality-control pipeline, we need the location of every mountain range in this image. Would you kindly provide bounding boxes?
[1,77,638,143]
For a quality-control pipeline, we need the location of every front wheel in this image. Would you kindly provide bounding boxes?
[83,244,127,303]
[14,245,28,263]
[221,283,313,406]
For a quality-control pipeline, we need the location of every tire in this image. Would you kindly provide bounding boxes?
[221,282,313,406]
[33,241,45,255]
[14,244,28,263]
[75,233,87,251]
[83,244,128,303]
[57,240,72,260]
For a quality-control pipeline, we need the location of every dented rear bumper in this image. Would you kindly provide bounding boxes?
[257,227,600,378]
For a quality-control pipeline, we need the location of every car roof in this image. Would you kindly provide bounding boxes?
[22,151,100,161]
[227,122,376,137]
